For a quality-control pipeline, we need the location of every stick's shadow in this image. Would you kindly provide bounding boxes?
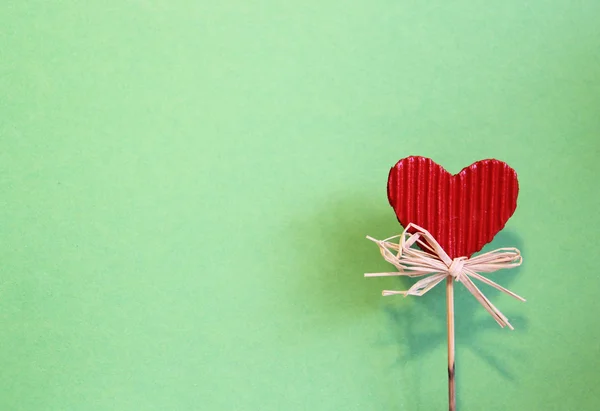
[289,193,529,410]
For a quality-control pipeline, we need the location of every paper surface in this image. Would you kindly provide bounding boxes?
[1,2,600,411]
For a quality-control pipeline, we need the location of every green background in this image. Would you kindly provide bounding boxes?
[1,1,599,410]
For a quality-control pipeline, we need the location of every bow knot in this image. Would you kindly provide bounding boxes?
[448,257,466,282]
[365,223,525,330]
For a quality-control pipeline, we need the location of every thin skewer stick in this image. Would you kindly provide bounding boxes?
[446,276,456,411]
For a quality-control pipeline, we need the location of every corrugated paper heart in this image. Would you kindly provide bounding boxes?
[387,156,519,258]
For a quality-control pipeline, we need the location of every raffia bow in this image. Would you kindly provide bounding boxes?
[365,223,525,329]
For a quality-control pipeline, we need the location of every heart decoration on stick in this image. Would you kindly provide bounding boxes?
[365,156,525,411]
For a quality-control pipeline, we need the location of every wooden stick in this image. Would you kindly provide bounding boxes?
[446,276,456,411]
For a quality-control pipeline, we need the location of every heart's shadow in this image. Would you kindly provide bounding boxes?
[288,192,528,410]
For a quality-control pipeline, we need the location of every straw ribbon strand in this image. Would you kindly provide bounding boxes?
[365,223,525,330]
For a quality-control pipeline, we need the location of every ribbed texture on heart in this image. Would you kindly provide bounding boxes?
[387,156,519,258]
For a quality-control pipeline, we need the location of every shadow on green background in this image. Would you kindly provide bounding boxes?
[291,192,528,409]
[382,229,528,410]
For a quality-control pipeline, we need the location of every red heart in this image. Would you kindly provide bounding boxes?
[387,156,519,258]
